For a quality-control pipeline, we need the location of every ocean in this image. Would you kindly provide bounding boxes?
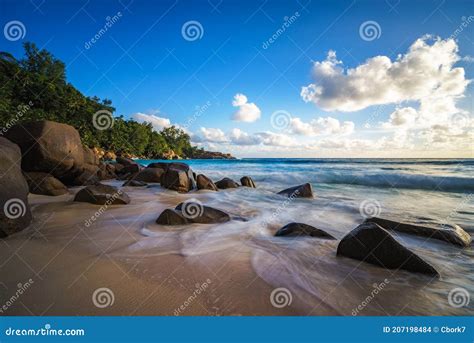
[127,158,473,315]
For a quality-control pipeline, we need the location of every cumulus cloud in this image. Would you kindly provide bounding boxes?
[194,127,296,147]
[382,107,418,128]
[132,113,171,131]
[255,131,296,147]
[290,116,355,135]
[301,36,470,112]
[199,127,228,143]
[232,93,261,122]
[229,128,262,145]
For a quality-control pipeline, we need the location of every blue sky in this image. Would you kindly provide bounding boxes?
[1,0,473,157]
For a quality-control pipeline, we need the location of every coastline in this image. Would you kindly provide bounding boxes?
[1,164,472,316]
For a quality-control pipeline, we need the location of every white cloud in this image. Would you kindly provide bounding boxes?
[133,113,171,131]
[194,127,295,147]
[229,128,262,145]
[291,116,355,135]
[232,93,261,122]
[382,107,418,128]
[199,127,228,143]
[301,36,470,112]
[255,131,296,147]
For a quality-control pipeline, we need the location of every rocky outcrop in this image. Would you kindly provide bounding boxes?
[240,176,256,188]
[0,138,32,237]
[92,147,116,161]
[160,163,195,192]
[97,162,116,180]
[72,170,100,186]
[114,158,143,181]
[158,150,181,160]
[275,223,336,239]
[337,222,439,276]
[132,168,164,183]
[6,121,85,181]
[116,156,136,166]
[277,183,313,198]
[24,172,68,196]
[147,162,169,170]
[74,184,130,205]
[190,150,235,159]
[196,174,218,191]
[215,177,239,189]
[156,201,231,225]
[364,217,472,248]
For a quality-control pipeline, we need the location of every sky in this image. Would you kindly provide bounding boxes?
[0,0,473,158]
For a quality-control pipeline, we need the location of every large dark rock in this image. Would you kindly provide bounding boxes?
[6,121,85,180]
[156,202,231,225]
[24,172,68,196]
[72,170,100,186]
[133,168,164,183]
[337,222,439,276]
[156,209,189,225]
[364,217,472,248]
[196,174,218,191]
[160,163,195,193]
[74,184,130,205]
[112,163,124,174]
[116,157,135,166]
[215,177,239,189]
[275,223,336,239]
[240,176,256,188]
[147,162,169,170]
[98,162,116,180]
[120,163,141,175]
[277,183,313,198]
[83,146,99,166]
[175,202,231,224]
[0,138,32,237]
[82,146,99,176]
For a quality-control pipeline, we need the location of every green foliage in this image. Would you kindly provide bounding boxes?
[0,42,197,159]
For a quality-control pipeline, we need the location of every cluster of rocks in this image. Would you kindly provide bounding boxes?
[273,217,471,277]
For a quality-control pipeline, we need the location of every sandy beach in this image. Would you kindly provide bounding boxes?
[1,163,472,317]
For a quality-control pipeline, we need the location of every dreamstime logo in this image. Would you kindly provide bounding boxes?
[0,278,34,314]
[450,16,474,39]
[270,287,293,308]
[181,198,204,219]
[451,113,470,128]
[84,11,123,50]
[181,20,204,41]
[92,110,114,130]
[448,287,470,308]
[262,11,300,49]
[1,101,33,136]
[84,190,123,227]
[174,279,212,315]
[181,101,211,130]
[3,21,26,41]
[359,20,381,41]
[3,198,26,219]
[352,279,390,316]
[359,199,381,218]
[270,110,292,131]
[92,287,115,308]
